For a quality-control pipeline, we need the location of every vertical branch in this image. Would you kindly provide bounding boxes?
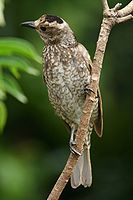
[75,14,113,156]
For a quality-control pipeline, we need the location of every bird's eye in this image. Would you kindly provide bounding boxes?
[40,26,46,31]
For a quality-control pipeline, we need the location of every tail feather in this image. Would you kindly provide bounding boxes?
[70,154,83,188]
[82,146,92,187]
[70,142,92,188]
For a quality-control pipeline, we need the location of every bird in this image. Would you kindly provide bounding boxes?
[21,14,103,188]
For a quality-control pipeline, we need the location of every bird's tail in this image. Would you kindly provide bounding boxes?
[70,136,92,188]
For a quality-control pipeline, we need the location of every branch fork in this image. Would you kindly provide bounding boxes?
[103,0,133,25]
[47,1,133,199]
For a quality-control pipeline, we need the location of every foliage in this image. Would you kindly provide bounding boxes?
[0,37,41,133]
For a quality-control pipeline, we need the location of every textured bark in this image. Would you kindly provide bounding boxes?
[47,1,133,199]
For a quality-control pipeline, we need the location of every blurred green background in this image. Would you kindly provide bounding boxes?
[0,0,133,199]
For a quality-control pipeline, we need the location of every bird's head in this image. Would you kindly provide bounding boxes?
[21,14,75,45]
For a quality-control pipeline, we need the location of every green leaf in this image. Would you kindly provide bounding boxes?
[0,56,40,78]
[0,73,6,100]
[0,37,42,63]
[0,89,6,100]
[0,75,28,103]
[0,101,7,133]
[10,67,21,79]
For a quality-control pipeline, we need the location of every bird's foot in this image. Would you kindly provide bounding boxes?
[69,140,81,156]
[69,125,81,155]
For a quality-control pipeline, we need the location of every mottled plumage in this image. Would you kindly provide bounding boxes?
[21,14,103,188]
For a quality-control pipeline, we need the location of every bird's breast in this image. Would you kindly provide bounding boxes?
[43,45,90,124]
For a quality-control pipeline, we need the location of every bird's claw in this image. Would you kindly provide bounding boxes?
[84,84,95,95]
[69,141,81,156]
[69,125,81,155]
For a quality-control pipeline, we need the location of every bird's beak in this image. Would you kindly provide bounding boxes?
[21,21,35,29]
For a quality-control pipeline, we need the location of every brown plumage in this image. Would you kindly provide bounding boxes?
[21,14,103,188]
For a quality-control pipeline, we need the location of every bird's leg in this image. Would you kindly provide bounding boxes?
[69,124,81,156]
[69,126,76,145]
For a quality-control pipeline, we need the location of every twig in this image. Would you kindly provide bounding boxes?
[47,1,133,200]
[118,0,133,17]
[102,0,109,10]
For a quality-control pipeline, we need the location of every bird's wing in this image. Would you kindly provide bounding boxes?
[77,43,103,137]
[94,88,103,137]
[77,43,92,73]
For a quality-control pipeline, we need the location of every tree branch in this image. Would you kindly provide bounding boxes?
[118,0,133,17]
[117,14,133,23]
[102,0,109,11]
[47,1,133,200]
